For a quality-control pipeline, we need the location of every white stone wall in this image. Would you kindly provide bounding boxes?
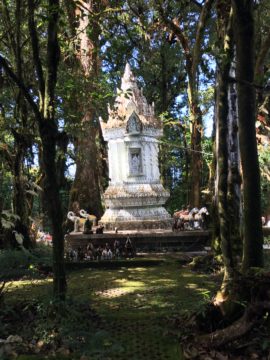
[108,140,127,184]
[106,135,162,185]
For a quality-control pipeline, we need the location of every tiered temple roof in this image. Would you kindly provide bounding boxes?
[100,63,162,131]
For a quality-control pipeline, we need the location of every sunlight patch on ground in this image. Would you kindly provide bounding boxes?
[149,278,176,285]
[185,283,198,289]
[95,287,140,298]
[93,278,147,298]
[114,279,145,287]
[128,267,147,272]
[6,278,52,291]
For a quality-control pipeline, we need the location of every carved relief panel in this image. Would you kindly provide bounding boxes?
[128,148,142,175]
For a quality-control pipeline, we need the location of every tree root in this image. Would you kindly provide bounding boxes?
[198,301,270,347]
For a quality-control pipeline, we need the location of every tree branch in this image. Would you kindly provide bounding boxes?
[27,0,45,103]
[44,0,60,120]
[2,0,17,56]
[191,0,215,78]
[228,75,267,92]
[0,55,42,124]
[157,4,192,63]
[63,0,77,36]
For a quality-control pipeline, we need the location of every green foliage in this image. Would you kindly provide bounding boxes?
[166,182,189,214]
[1,210,20,230]
[0,249,33,279]
[264,236,270,245]
[0,170,13,210]
[0,244,52,280]
[31,298,99,353]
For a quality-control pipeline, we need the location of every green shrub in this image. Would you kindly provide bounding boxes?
[31,243,53,265]
[264,236,270,245]
[0,244,52,280]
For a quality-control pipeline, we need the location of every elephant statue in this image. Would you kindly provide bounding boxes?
[67,210,97,233]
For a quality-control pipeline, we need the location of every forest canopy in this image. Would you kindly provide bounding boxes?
[1,1,270,359]
[0,0,269,305]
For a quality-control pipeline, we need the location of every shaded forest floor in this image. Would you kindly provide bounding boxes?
[1,253,270,359]
[1,254,219,359]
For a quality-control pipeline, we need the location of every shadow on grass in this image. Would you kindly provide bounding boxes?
[4,257,219,360]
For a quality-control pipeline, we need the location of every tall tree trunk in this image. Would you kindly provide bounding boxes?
[68,0,104,218]
[189,91,202,208]
[212,1,232,260]
[211,89,221,254]
[214,3,242,295]
[217,58,234,289]
[41,0,66,298]
[227,59,242,262]
[70,116,103,218]
[0,166,4,234]
[29,0,66,298]
[233,0,264,270]
[39,122,66,298]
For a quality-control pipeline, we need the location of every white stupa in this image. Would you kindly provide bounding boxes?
[99,64,172,230]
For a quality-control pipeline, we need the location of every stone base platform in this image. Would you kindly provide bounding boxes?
[65,229,210,252]
[99,219,173,231]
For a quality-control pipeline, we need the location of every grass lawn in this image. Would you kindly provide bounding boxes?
[3,255,219,360]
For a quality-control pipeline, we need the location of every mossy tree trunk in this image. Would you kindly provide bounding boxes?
[66,0,104,219]
[227,60,242,262]
[0,164,3,232]
[213,2,242,295]
[233,0,264,271]
[216,21,235,289]
[29,0,66,298]
[70,117,103,218]
[41,0,66,298]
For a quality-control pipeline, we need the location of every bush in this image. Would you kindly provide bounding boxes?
[0,244,52,280]
[31,243,53,265]
[264,236,270,245]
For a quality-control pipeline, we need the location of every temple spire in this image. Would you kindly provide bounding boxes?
[100,62,161,130]
[121,62,137,91]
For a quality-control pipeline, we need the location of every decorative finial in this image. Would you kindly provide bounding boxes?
[121,62,137,91]
[124,63,132,78]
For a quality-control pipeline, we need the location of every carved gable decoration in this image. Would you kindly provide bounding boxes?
[126,112,142,134]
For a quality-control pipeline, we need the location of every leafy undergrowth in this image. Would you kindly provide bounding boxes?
[0,245,53,281]
[1,255,219,359]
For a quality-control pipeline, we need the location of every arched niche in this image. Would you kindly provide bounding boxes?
[126,111,142,134]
